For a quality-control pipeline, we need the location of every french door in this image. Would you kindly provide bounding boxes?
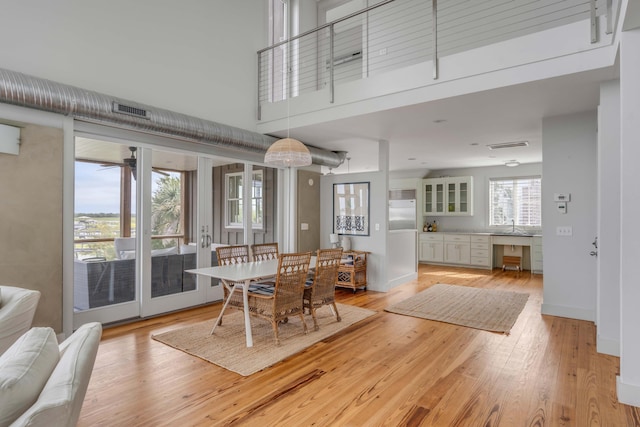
[72,134,222,327]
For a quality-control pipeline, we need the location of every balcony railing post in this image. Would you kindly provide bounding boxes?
[257,51,262,120]
[432,0,438,79]
[330,23,335,103]
[590,0,598,43]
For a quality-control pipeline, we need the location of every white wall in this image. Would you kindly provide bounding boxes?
[0,0,265,131]
[597,80,621,356]
[423,163,543,232]
[321,169,388,291]
[541,111,598,321]
[617,26,640,407]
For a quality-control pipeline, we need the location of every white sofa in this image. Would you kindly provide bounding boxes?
[0,286,41,355]
[0,322,102,427]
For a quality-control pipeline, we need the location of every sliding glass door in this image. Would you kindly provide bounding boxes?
[72,135,221,326]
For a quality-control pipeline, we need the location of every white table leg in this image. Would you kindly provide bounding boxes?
[210,280,236,335]
[243,279,253,347]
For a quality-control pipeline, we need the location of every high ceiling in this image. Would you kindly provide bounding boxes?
[282,66,617,175]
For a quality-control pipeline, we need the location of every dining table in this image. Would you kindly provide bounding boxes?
[186,256,315,348]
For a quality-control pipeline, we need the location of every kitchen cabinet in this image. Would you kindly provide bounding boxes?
[423,177,473,216]
[423,178,445,215]
[419,233,444,262]
[531,236,543,274]
[443,234,471,264]
[469,235,491,267]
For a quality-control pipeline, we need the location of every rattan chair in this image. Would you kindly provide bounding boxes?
[213,245,249,328]
[251,242,279,261]
[303,248,343,331]
[246,252,312,345]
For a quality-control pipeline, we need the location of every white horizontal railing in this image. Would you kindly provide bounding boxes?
[257,0,613,119]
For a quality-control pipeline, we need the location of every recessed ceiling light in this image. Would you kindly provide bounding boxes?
[505,160,520,167]
[470,143,479,146]
[408,157,416,161]
[433,119,447,123]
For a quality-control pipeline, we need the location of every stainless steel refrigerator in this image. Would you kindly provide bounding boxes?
[389,199,417,230]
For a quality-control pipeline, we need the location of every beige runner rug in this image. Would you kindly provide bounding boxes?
[152,303,375,376]
[385,283,528,334]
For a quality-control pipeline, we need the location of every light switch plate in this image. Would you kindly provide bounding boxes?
[556,226,572,236]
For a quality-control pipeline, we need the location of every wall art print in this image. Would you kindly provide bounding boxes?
[333,182,369,236]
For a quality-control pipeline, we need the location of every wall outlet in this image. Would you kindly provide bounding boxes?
[556,226,573,236]
[379,48,387,56]
[300,223,308,231]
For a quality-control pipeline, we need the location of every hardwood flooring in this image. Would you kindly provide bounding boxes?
[78,265,640,426]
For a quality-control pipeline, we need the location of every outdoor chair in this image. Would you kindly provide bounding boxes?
[303,248,343,331]
[246,252,312,345]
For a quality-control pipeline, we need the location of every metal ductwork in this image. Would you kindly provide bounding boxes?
[0,67,345,168]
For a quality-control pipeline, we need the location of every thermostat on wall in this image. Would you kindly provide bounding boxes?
[554,193,571,202]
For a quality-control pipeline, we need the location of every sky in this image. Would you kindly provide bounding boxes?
[74,162,173,214]
[75,162,123,214]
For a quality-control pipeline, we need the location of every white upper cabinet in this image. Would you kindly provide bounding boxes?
[423,176,473,216]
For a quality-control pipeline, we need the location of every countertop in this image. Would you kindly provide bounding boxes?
[419,230,542,237]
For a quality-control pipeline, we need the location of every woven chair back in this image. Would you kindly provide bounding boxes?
[216,245,249,266]
[272,252,312,312]
[251,242,279,261]
[310,248,343,301]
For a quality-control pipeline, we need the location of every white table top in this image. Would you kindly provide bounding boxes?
[186,257,316,282]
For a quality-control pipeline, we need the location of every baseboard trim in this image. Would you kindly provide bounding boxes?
[597,335,620,357]
[617,377,640,407]
[387,272,418,290]
[541,303,595,322]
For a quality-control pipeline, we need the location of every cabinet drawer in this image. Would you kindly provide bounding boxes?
[470,256,490,266]
[471,242,489,250]
[470,235,490,243]
[420,233,444,242]
[444,234,470,243]
[470,249,489,258]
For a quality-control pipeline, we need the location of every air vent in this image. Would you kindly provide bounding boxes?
[112,102,151,120]
[487,141,529,150]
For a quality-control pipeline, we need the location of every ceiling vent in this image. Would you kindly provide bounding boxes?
[487,141,529,150]
[112,102,151,120]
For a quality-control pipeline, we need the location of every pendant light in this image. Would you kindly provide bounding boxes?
[264,38,312,168]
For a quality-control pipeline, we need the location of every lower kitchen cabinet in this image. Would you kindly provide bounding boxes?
[443,234,471,265]
[419,233,444,262]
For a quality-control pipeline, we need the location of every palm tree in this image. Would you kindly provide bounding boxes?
[151,176,181,248]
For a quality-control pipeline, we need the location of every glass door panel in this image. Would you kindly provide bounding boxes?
[73,139,139,327]
[435,183,444,213]
[459,182,468,213]
[448,183,456,213]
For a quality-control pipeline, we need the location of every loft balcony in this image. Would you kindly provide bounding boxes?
[256,0,619,136]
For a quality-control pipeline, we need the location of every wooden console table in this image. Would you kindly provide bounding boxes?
[336,250,368,292]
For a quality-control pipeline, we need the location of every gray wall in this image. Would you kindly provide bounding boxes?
[541,110,598,321]
[297,170,321,253]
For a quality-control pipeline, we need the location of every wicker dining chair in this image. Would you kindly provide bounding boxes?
[246,252,312,345]
[214,245,249,326]
[303,248,343,331]
[251,242,279,261]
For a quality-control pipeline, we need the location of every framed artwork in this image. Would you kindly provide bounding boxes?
[333,182,370,236]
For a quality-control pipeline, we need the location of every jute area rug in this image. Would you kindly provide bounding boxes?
[385,283,529,334]
[152,303,375,376]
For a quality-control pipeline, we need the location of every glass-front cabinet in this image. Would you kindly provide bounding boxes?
[423,178,445,215]
[423,176,473,216]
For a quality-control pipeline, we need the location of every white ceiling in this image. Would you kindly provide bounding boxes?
[283,66,617,175]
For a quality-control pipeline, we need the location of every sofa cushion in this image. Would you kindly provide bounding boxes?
[0,327,59,427]
[10,322,102,427]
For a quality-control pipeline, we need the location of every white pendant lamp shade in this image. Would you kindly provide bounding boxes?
[264,137,312,168]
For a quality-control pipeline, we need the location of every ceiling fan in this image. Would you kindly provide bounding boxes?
[100,146,169,179]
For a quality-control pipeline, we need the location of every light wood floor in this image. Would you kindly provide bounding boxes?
[78,265,640,426]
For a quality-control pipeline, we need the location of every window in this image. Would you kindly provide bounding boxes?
[225,170,264,229]
[489,176,541,227]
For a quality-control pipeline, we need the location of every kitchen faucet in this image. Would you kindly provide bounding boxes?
[512,219,515,232]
